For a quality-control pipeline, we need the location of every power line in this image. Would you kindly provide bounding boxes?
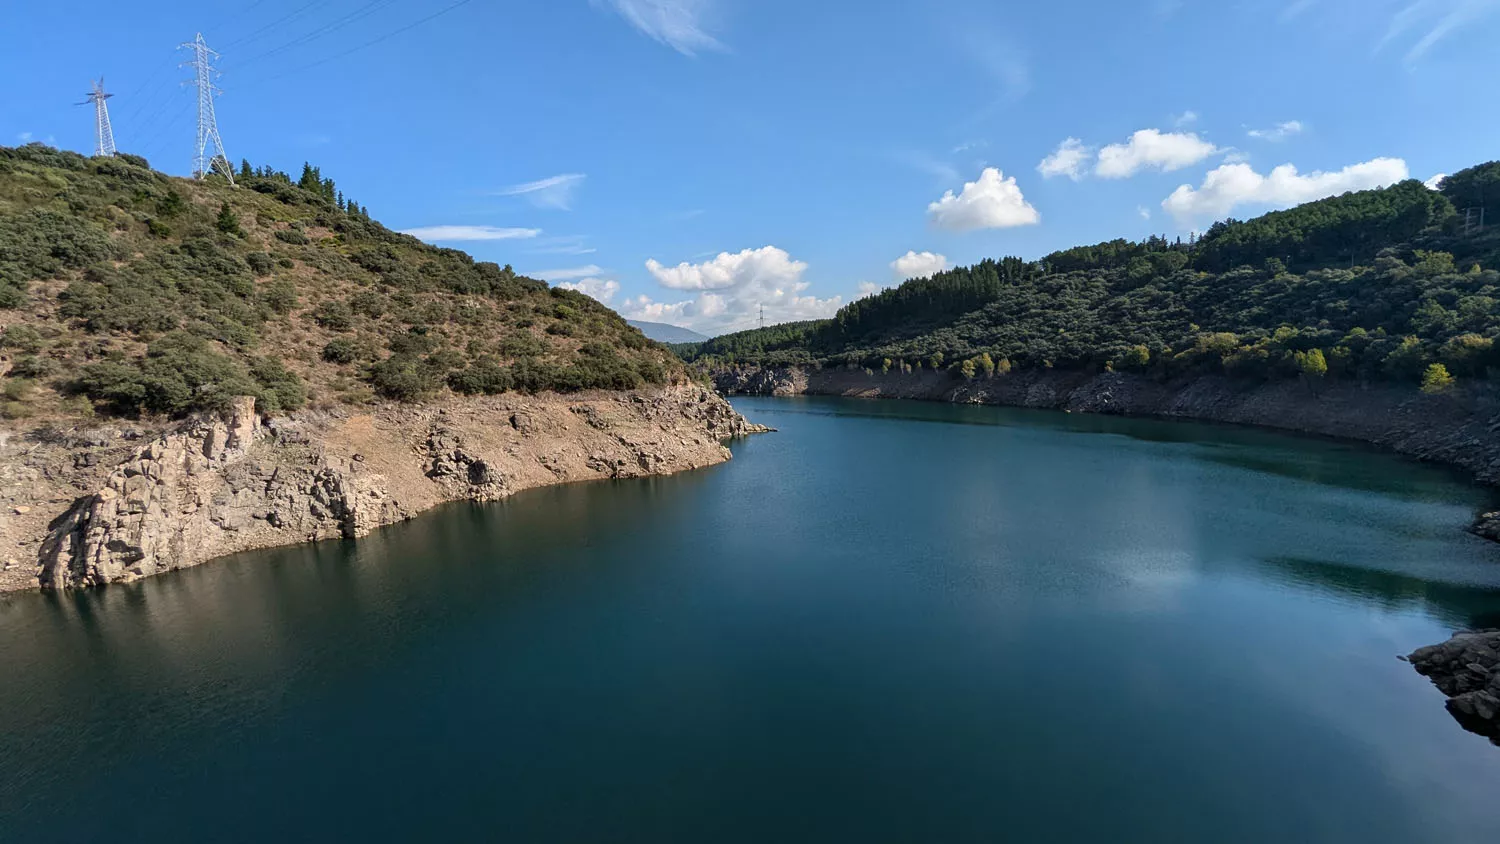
[121,77,174,128]
[222,0,326,50]
[135,99,193,163]
[267,0,477,80]
[111,0,481,170]
[234,0,400,69]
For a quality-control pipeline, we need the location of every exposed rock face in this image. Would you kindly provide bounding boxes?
[1408,631,1500,745]
[712,365,1500,490]
[714,366,808,397]
[1,385,765,592]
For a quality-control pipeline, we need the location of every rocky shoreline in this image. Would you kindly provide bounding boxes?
[713,364,1500,493]
[1407,631,1500,745]
[0,385,766,593]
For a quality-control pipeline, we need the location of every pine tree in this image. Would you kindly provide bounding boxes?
[1421,363,1455,394]
[215,202,241,236]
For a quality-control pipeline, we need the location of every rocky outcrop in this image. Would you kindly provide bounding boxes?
[714,366,808,397]
[1407,631,1500,745]
[2,385,765,592]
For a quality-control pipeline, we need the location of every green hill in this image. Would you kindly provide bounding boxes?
[680,162,1500,388]
[0,144,680,421]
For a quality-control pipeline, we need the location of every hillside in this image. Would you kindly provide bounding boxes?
[0,143,682,423]
[0,143,766,593]
[681,163,1500,393]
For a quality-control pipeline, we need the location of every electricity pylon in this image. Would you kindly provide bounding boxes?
[179,33,235,185]
[78,78,117,157]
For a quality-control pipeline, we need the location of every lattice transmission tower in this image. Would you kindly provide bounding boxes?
[179,33,235,185]
[79,78,117,157]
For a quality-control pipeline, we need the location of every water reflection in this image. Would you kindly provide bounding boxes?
[3,397,1500,842]
[1259,555,1500,629]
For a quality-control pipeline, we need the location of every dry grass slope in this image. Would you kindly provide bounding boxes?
[0,143,682,424]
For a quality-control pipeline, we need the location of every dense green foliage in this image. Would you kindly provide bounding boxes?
[683,163,1500,391]
[0,143,677,419]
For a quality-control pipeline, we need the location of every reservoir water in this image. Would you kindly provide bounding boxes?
[4,396,1500,842]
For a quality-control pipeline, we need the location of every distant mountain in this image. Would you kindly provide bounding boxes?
[629,320,710,344]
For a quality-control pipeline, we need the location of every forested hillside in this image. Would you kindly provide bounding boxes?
[680,162,1500,391]
[0,144,679,421]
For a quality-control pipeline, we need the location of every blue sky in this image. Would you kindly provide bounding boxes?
[4,0,1497,335]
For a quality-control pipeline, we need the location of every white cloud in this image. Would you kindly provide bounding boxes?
[1037,138,1093,181]
[526,235,597,255]
[1425,173,1448,190]
[857,281,888,299]
[1162,157,1410,223]
[928,168,1040,232]
[891,251,949,281]
[1096,129,1219,178]
[558,277,621,303]
[592,0,724,55]
[17,132,32,142]
[959,29,1031,104]
[624,246,841,333]
[495,173,587,210]
[530,265,604,281]
[647,246,807,291]
[400,225,542,242]
[1378,0,1500,64]
[1280,0,1317,22]
[1247,120,1304,141]
[1173,110,1199,127]
[1138,206,1152,220]
[895,150,961,185]
[1153,0,1184,18]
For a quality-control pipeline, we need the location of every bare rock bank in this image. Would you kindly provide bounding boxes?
[1407,631,1500,745]
[0,386,766,592]
[714,365,1500,489]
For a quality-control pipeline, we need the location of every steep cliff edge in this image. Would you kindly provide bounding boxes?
[1,386,764,592]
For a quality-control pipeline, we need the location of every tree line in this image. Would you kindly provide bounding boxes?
[679,161,1500,396]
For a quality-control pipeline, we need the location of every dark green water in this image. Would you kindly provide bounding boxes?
[5,396,1500,842]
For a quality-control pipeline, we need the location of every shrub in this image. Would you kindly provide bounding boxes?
[249,357,306,412]
[73,333,259,416]
[0,325,44,353]
[322,338,358,364]
[274,228,309,245]
[156,191,185,217]
[9,354,55,379]
[349,289,386,318]
[261,279,298,315]
[311,299,354,331]
[0,209,118,307]
[447,356,514,395]
[367,354,439,401]
[246,252,274,276]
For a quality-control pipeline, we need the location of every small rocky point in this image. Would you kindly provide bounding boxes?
[1407,630,1500,745]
